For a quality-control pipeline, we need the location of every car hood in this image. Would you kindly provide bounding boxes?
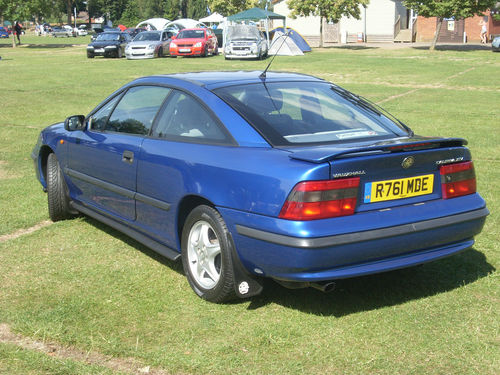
[128,41,161,47]
[174,38,205,43]
[280,136,467,163]
[89,40,121,47]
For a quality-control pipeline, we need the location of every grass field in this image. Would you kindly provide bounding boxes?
[0,39,499,374]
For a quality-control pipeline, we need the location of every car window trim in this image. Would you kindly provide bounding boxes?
[149,86,238,147]
[87,84,171,136]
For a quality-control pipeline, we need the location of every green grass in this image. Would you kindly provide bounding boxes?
[0,42,499,374]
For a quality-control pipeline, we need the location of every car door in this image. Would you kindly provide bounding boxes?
[66,85,171,221]
[135,89,235,248]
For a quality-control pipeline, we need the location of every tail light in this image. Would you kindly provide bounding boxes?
[279,177,360,221]
[440,161,476,199]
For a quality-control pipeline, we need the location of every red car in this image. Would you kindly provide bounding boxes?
[169,28,218,57]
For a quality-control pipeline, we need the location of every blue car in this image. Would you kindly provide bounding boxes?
[32,71,488,302]
[0,27,9,38]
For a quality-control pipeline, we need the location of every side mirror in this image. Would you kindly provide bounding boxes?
[64,115,85,131]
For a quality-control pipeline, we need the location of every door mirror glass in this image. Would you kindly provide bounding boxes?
[64,115,85,131]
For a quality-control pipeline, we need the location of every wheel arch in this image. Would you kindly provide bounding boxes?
[39,145,54,187]
[176,194,215,246]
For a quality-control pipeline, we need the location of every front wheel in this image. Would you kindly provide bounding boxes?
[46,153,76,222]
[182,205,236,302]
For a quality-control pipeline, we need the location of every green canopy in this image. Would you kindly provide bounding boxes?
[227,7,285,21]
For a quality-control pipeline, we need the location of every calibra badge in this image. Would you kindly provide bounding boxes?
[402,156,415,169]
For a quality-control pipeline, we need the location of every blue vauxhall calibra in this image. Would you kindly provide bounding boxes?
[32,71,488,302]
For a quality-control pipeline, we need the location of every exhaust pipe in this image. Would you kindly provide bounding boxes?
[309,281,336,293]
[274,279,336,293]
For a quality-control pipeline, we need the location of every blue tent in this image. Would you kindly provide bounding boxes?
[272,27,311,52]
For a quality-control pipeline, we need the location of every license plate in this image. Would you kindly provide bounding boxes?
[364,174,434,203]
[179,48,191,52]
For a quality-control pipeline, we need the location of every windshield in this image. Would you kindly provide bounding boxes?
[96,33,120,41]
[133,32,160,41]
[227,25,260,40]
[177,29,205,39]
[214,82,409,146]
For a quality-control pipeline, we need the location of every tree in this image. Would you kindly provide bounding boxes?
[0,0,54,47]
[403,0,496,50]
[287,0,369,47]
[207,0,258,17]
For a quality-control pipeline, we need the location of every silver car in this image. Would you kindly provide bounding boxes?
[224,25,268,60]
[125,30,173,59]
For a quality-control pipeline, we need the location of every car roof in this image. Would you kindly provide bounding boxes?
[132,71,326,89]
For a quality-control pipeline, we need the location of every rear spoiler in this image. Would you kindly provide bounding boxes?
[289,137,467,164]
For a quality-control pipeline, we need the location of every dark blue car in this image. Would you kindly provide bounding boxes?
[32,71,488,302]
[0,27,9,38]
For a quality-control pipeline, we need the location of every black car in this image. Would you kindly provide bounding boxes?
[87,31,131,58]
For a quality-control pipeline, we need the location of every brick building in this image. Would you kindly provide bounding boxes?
[416,9,500,43]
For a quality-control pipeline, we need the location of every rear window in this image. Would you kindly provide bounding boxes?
[213,82,409,146]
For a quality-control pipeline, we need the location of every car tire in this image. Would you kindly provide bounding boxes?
[46,153,76,222]
[214,46,219,56]
[181,205,236,303]
[117,48,123,58]
[158,47,163,57]
[87,53,94,58]
[202,44,208,57]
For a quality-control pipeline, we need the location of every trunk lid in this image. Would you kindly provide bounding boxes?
[284,136,471,212]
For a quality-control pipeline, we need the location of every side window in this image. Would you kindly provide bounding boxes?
[152,90,229,143]
[89,95,121,131]
[106,86,171,135]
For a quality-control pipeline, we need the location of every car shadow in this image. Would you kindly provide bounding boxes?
[247,248,494,316]
[82,216,184,275]
[80,216,494,315]
[23,43,83,49]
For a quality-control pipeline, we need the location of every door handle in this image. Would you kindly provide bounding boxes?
[122,150,134,164]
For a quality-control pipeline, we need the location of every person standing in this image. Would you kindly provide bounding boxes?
[14,21,22,44]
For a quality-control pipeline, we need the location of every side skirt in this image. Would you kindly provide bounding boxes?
[70,201,181,261]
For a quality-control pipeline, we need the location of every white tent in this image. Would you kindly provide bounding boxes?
[268,30,304,56]
[199,12,225,23]
[165,18,206,32]
[136,18,170,30]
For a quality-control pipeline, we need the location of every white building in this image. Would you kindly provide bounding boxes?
[273,0,414,46]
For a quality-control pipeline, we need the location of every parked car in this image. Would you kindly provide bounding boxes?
[125,30,174,59]
[124,27,146,39]
[492,36,500,52]
[169,28,217,57]
[0,26,11,35]
[76,25,88,36]
[51,26,72,38]
[63,25,76,36]
[0,27,8,38]
[87,31,131,58]
[224,25,268,60]
[32,71,488,303]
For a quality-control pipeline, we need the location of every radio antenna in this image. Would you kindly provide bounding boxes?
[260,30,290,80]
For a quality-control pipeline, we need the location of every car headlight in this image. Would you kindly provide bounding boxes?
[87,46,94,50]
[194,42,202,48]
[147,44,156,50]
[105,45,117,49]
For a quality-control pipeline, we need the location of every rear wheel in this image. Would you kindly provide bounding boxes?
[182,205,236,302]
[46,153,76,222]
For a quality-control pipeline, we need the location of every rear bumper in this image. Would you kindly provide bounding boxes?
[219,196,488,282]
